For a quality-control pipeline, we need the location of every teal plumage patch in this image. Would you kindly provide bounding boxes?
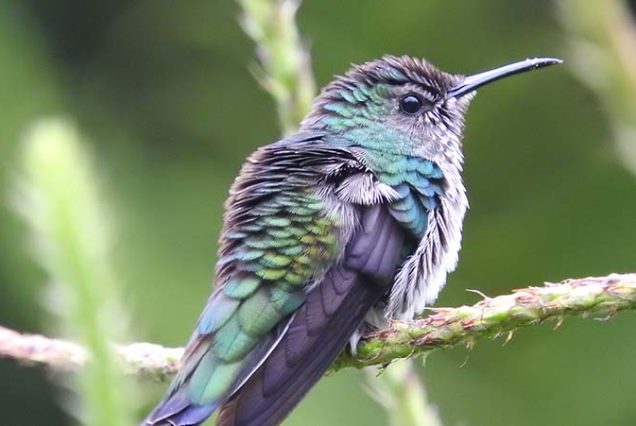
[213,314,259,362]
[238,289,283,336]
[224,276,260,298]
[269,287,304,315]
[371,153,445,238]
[197,294,240,334]
[186,347,244,405]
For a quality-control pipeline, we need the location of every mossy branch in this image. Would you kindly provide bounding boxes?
[2,273,634,380]
[332,273,636,370]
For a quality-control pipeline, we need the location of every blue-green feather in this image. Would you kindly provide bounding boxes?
[362,153,446,239]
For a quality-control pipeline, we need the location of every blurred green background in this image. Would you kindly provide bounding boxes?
[2,0,636,425]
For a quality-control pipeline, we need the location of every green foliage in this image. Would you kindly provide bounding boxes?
[14,119,134,425]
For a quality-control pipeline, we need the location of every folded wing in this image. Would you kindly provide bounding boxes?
[217,204,406,426]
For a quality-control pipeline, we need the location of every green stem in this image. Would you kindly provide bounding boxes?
[366,360,443,426]
[333,274,636,370]
[237,0,316,133]
[15,118,134,426]
[2,274,634,381]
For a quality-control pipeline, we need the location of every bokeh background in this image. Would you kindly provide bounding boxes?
[2,0,636,425]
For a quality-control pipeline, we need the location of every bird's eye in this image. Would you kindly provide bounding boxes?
[399,94,427,114]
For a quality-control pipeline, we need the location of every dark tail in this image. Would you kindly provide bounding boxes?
[143,388,219,425]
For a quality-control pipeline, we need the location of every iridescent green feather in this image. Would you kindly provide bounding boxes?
[182,189,340,409]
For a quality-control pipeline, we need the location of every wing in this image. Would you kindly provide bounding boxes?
[216,204,406,426]
[145,132,404,426]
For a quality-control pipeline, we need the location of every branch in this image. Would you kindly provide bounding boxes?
[332,273,636,370]
[1,274,635,381]
[0,327,182,382]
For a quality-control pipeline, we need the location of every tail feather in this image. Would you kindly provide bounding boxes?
[145,389,190,422]
[164,403,218,426]
[144,314,295,426]
[144,387,219,426]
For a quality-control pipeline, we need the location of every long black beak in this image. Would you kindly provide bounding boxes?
[447,57,562,99]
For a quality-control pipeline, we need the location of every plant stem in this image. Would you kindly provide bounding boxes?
[14,118,134,426]
[237,0,316,134]
[2,274,634,381]
[366,360,443,426]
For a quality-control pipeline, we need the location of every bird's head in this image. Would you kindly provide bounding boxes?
[302,55,561,159]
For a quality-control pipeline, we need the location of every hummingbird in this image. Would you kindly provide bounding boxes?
[145,55,560,426]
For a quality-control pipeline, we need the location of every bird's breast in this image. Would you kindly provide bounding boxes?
[376,156,445,239]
